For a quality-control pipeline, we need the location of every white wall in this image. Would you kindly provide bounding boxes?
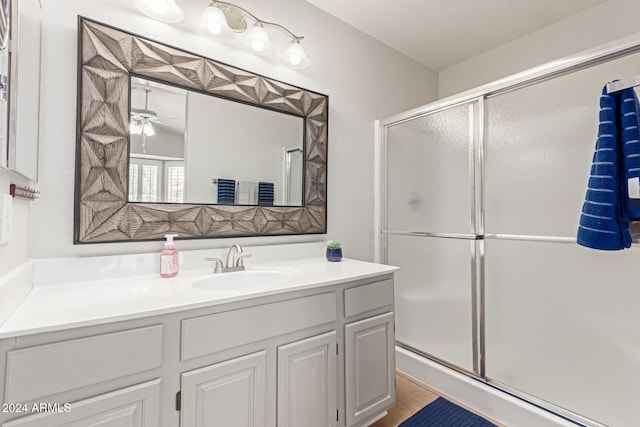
[0,0,39,276]
[439,0,640,97]
[130,127,184,159]
[30,0,438,260]
[0,171,30,276]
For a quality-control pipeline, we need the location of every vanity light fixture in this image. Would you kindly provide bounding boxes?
[134,0,184,23]
[197,1,311,68]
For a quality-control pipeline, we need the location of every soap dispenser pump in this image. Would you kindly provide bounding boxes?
[160,234,179,278]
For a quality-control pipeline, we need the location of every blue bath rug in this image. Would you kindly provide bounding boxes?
[399,397,498,427]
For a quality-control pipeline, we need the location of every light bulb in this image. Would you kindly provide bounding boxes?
[207,22,222,35]
[252,39,265,52]
[198,4,233,40]
[143,123,156,137]
[284,40,311,69]
[244,24,273,55]
[130,121,143,135]
[135,0,184,22]
[150,0,168,14]
[289,54,301,66]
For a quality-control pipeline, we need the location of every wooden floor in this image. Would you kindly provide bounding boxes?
[371,372,506,427]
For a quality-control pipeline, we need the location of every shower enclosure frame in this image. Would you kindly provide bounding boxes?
[374,34,640,427]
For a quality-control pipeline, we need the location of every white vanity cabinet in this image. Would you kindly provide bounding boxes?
[0,323,166,427]
[179,331,338,427]
[343,279,396,427]
[0,272,395,427]
[178,292,338,427]
[277,331,337,427]
[2,380,162,427]
[180,351,267,427]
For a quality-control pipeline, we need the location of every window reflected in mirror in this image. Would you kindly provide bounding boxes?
[129,77,186,203]
[128,77,305,207]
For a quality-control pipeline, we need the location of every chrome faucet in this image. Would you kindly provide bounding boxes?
[205,244,252,274]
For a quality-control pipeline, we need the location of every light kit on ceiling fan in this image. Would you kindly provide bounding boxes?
[136,0,311,69]
[130,89,157,138]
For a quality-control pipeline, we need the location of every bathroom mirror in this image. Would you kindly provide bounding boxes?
[75,17,328,243]
[7,0,42,181]
[128,77,304,206]
[0,0,7,51]
[0,0,8,170]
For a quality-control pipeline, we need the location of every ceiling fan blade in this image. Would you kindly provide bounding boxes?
[149,116,177,123]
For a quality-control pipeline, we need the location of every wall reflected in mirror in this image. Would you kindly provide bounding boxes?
[0,0,8,170]
[128,77,305,207]
[4,0,42,180]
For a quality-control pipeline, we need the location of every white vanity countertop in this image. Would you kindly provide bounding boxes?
[0,257,397,339]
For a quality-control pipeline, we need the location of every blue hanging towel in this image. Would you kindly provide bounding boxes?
[217,179,236,204]
[577,86,640,250]
[258,182,274,206]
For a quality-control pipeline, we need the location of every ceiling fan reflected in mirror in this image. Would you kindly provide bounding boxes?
[130,89,159,137]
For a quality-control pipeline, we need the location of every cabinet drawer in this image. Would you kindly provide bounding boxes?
[2,379,161,427]
[182,293,336,361]
[5,325,163,402]
[344,278,393,319]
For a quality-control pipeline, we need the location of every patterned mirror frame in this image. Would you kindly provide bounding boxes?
[75,17,328,243]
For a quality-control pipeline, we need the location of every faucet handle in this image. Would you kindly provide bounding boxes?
[235,253,253,267]
[204,257,224,273]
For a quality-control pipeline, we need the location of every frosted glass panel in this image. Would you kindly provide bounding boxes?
[485,51,640,237]
[389,234,474,372]
[386,102,477,234]
[485,240,640,426]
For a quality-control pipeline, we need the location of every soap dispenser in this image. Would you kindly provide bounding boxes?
[160,234,179,278]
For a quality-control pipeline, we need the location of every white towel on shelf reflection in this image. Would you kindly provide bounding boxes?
[237,181,258,205]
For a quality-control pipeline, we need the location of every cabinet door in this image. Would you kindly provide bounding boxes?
[180,351,266,427]
[277,331,337,427]
[345,312,395,427]
[2,379,161,427]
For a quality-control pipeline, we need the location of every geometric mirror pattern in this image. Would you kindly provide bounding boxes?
[75,17,328,243]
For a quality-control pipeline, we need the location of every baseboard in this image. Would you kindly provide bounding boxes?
[395,346,580,427]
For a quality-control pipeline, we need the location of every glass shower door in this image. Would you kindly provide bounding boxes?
[483,50,640,426]
[384,100,480,374]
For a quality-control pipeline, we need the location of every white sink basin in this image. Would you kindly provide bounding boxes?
[191,269,296,291]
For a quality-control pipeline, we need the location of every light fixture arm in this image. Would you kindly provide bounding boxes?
[260,21,304,42]
[211,1,304,41]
